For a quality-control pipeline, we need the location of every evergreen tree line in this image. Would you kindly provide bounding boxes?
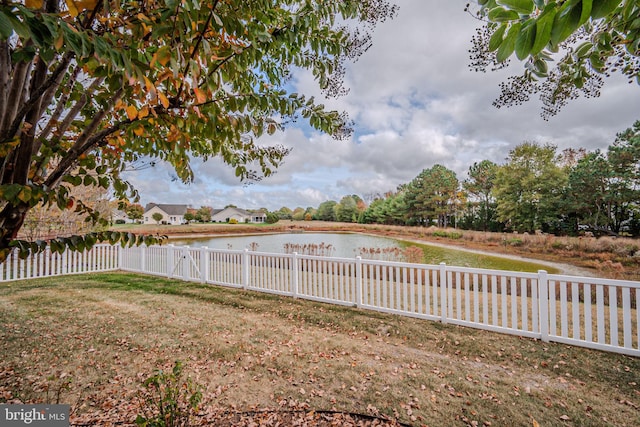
[283,121,640,236]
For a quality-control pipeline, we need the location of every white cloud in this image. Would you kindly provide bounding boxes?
[134,0,640,211]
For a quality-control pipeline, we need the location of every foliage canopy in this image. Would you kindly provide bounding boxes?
[468,0,640,118]
[0,0,397,258]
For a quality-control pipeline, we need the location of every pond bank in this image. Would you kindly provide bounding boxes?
[388,234,595,277]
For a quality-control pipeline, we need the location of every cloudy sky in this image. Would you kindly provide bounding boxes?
[128,0,640,211]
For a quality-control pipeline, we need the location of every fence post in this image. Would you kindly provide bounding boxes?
[140,246,146,273]
[538,270,550,343]
[355,256,363,308]
[242,249,249,289]
[117,245,123,270]
[200,247,208,283]
[167,245,175,278]
[292,252,299,299]
[440,262,448,324]
[182,247,190,281]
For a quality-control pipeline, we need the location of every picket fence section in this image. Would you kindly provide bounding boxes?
[1,243,639,357]
[0,244,119,281]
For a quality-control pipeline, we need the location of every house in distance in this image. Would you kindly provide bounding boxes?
[143,204,189,225]
[143,204,266,225]
[211,206,266,223]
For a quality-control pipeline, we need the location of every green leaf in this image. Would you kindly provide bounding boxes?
[17,186,32,203]
[590,0,621,18]
[488,7,520,22]
[26,15,53,46]
[574,41,593,58]
[0,10,14,38]
[579,0,593,26]
[515,20,537,59]
[497,0,535,15]
[489,24,507,51]
[497,22,522,62]
[589,51,605,72]
[50,239,65,254]
[531,6,556,55]
[0,184,22,204]
[550,0,582,46]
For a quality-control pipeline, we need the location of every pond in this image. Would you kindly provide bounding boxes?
[171,232,557,273]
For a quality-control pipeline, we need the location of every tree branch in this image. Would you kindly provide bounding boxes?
[55,76,105,138]
[176,0,219,100]
[0,57,31,139]
[3,51,75,143]
[44,87,123,189]
[0,40,9,131]
[39,65,83,141]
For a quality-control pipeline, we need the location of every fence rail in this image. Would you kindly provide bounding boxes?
[1,244,638,357]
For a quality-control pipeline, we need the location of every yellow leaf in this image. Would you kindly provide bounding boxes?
[78,0,98,9]
[54,33,65,50]
[65,0,79,17]
[137,106,149,119]
[193,87,207,104]
[0,137,20,157]
[142,77,157,102]
[156,46,172,67]
[25,0,43,9]
[133,126,145,137]
[126,105,137,121]
[17,186,32,203]
[65,0,98,17]
[143,76,154,92]
[158,93,170,109]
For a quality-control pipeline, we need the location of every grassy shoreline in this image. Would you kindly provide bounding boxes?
[1,273,638,426]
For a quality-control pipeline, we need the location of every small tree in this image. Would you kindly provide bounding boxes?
[125,204,144,223]
[195,206,212,223]
[183,212,194,224]
[265,212,279,224]
[152,212,164,225]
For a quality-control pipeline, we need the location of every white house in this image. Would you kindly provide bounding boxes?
[143,203,189,225]
[211,207,266,223]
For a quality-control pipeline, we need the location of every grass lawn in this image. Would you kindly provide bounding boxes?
[1,273,639,426]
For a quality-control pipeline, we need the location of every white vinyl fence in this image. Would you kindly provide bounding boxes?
[1,244,639,357]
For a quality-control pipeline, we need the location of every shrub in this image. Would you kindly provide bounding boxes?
[551,240,570,250]
[136,361,202,427]
[265,212,279,224]
[228,218,238,224]
[506,238,523,247]
[432,230,463,239]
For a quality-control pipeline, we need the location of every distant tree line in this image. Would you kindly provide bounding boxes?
[295,121,640,236]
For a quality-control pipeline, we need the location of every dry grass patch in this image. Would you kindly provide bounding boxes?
[1,273,638,426]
